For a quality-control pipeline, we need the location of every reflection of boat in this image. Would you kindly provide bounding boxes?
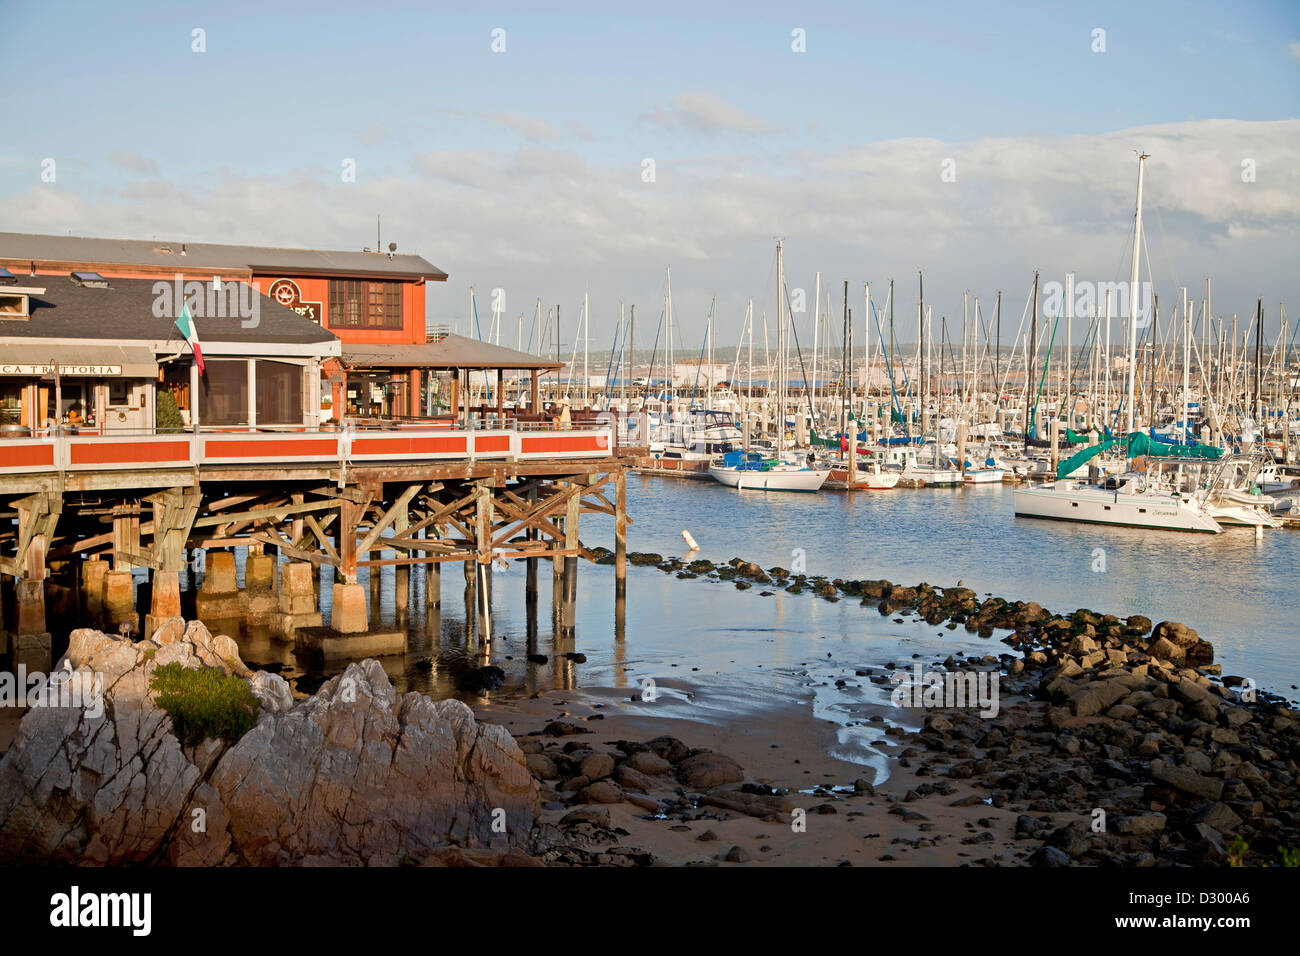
[709,450,830,492]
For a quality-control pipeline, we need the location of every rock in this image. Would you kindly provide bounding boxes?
[542,721,590,737]
[1152,621,1199,648]
[625,794,663,812]
[560,806,610,827]
[625,751,672,775]
[700,789,794,819]
[1150,759,1224,801]
[613,765,655,792]
[1030,845,1071,867]
[1147,637,1185,663]
[422,846,546,867]
[526,753,558,780]
[723,845,750,863]
[1194,802,1243,835]
[643,736,690,763]
[457,665,506,692]
[1115,813,1167,836]
[677,752,745,790]
[0,626,538,866]
[575,781,624,804]
[698,829,719,841]
[579,752,615,781]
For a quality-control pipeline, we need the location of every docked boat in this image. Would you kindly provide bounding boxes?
[1011,153,1227,535]
[1200,455,1284,528]
[1013,472,1223,533]
[709,450,830,492]
[962,464,1006,484]
[826,455,901,489]
[710,239,830,494]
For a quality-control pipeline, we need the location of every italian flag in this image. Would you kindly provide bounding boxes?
[174,300,205,375]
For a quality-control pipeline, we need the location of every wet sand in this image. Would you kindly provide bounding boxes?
[475,676,1032,866]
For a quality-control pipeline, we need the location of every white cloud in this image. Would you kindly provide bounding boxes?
[2,118,1295,340]
[643,91,779,135]
[475,111,562,143]
[109,152,160,175]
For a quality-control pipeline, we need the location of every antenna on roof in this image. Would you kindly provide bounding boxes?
[376,215,381,256]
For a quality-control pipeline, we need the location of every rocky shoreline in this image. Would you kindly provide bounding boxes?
[564,550,1298,866]
[1,552,1295,866]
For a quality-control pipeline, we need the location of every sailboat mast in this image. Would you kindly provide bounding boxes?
[777,241,786,457]
[1126,152,1149,434]
[1027,271,1038,451]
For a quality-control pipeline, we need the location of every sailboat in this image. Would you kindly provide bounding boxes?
[1011,153,1225,533]
[709,240,830,492]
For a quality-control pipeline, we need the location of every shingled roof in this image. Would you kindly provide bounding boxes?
[0,275,338,347]
[341,335,562,370]
[0,232,447,282]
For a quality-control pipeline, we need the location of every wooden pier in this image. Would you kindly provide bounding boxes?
[0,422,639,671]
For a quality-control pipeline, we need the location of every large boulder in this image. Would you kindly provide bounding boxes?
[0,625,538,866]
[676,751,744,790]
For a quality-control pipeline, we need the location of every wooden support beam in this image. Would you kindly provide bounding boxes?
[355,483,423,557]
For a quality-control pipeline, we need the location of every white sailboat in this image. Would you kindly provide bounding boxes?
[1011,152,1225,534]
[709,240,830,493]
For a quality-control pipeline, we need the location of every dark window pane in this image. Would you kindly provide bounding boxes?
[256,360,302,425]
[199,360,248,426]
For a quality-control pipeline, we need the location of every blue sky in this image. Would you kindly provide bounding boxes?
[2,0,1298,346]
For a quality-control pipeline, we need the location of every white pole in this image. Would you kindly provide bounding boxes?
[1127,153,1149,434]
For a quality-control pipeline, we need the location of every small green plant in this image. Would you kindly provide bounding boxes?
[155,390,184,433]
[150,663,260,748]
[1227,834,1249,867]
[1280,846,1299,868]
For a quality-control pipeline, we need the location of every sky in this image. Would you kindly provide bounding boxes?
[2,0,1298,353]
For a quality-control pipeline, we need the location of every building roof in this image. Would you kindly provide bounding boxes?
[341,335,563,371]
[0,275,338,348]
[0,232,448,282]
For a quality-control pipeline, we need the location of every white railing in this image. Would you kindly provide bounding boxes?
[0,421,615,475]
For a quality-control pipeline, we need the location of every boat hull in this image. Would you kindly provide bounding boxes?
[962,468,1005,484]
[709,466,830,492]
[1012,483,1222,533]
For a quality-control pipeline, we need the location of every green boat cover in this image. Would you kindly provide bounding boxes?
[1055,431,1223,479]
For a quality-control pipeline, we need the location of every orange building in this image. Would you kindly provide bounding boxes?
[0,232,448,419]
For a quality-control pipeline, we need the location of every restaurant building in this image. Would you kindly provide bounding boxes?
[0,231,448,421]
[0,271,337,434]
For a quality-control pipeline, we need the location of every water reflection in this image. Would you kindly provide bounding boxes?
[120,474,1297,711]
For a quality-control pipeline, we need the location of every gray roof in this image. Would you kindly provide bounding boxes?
[0,275,337,346]
[0,232,448,281]
[342,335,562,370]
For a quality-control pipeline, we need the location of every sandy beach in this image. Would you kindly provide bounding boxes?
[474,675,1031,866]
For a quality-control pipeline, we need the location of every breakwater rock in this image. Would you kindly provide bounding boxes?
[0,623,538,865]
[615,550,1297,865]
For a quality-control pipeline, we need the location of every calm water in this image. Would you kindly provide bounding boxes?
[166,474,1299,765]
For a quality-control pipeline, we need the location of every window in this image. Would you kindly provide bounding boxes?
[256,360,302,425]
[199,360,249,426]
[0,383,22,426]
[328,279,403,330]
